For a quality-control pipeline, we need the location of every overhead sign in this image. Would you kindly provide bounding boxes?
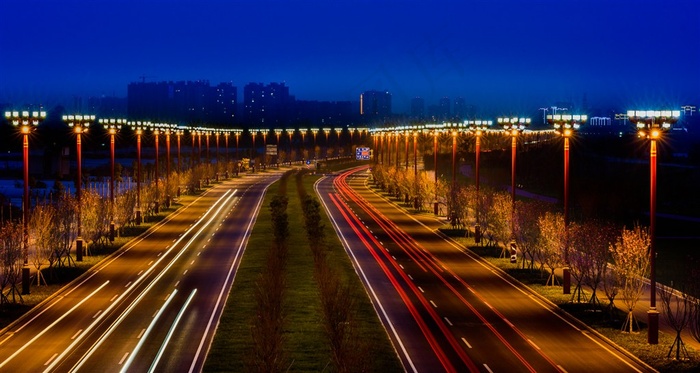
[356,147,371,160]
[266,144,277,155]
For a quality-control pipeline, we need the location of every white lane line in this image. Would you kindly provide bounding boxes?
[183,270,188,275]
[408,274,413,280]
[137,329,146,339]
[484,364,494,373]
[121,290,178,373]
[93,310,103,319]
[118,353,129,365]
[190,260,195,265]
[528,339,541,350]
[124,281,132,288]
[110,294,119,302]
[149,260,154,265]
[444,317,453,326]
[430,300,437,308]
[149,289,197,372]
[44,353,58,366]
[461,337,472,348]
[399,264,404,269]
[71,330,83,340]
[0,281,109,370]
[174,281,180,288]
[418,286,424,293]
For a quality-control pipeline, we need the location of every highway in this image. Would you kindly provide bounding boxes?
[316,166,654,373]
[0,172,280,372]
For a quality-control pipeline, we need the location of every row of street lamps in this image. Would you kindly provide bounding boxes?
[371,110,680,345]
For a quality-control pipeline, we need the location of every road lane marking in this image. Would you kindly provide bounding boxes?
[408,274,413,280]
[430,300,437,308]
[461,337,472,348]
[444,317,453,326]
[93,310,103,319]
[118,353,129,365]
[137,270,143,276]
[0,281,109,370]
[183,270,188,275]
[71,330,83,340]
[44,353,58,366]
[418,286,424,293]
[124,281,132,288]
[484,364,494,373]
[174,281,180,287]
[121,290,178,373]
[110,294,119,302]
[150,289,197,372]
[399,264,404,269]
[190,260,195,265]
[137,329,146,339]
[528,339,540,350]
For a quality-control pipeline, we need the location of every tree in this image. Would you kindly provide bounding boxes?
[537,212,565,286]
[81,189,109,254]
[53,192,78,268]
[483,191,511,253]
[660,283,692,360]
[514,200,548,270]
[0,220,24,304]
[610,224,650,333]
[29,202,57,286]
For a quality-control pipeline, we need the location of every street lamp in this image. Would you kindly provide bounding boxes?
[6,110,46,294]
[467,120,492,243]
[149,124,161,214]
[628,109,680,345]
[129,121,147,225]
[175,127,183,173]
[427,123,443,215]
[98,118,125,242]
[547,114,587,293]
[498,116,530,241]
[63,114,95,262]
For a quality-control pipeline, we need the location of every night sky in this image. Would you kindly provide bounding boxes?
[1,0,698,114]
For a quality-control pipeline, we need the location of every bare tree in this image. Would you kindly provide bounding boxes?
[484,191,513,257]
[611,224,650,333]
[537,212,565,286]
[660,284,692,360]
[0,220,24,304]
[29,202,57,286]
[569,221,617,306]
[53,192,78,268]
[514,200,548,270]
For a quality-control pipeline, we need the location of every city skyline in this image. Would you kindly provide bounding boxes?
[1,0,698,114]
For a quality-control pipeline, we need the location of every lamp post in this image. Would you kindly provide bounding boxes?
[98,118,125,242]
[413,128,420,208]
[235,130,241,175]
[467,120,492,243]
[431,124,441,215]
[547,114,587,293]
[224,130,230,176]
[164,124,173,206]
[628,109,680,345]
[129,121,146,225]
[175,127,183,173]
[150,124,161,214]
[275,129,283,167]
[63,114,95,262]
[6,110,46,294]
[498,116,530,241]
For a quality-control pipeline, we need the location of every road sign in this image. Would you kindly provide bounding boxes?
[266,144,277,155]
[356,147,371,160]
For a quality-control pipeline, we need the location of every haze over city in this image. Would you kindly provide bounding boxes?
[1,0,698,114]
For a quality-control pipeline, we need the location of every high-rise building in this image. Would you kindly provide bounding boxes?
[243,82,293,127]
[360,90,391,121]
[453,97,466,119]
[127,80,237,125]
[410,97,425,118]
[439,97,451,120]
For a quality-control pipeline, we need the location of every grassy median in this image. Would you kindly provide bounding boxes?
[204,167,402,372]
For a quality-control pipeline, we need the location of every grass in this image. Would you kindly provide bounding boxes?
[204,168,402,372]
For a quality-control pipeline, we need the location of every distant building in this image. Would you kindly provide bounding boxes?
[589,116,611,126]
[87,95,128,117]
[127,80,238,125]
[453,97,466,119]
[360,90,392,121]
[410,97,425,119]
[439,97,451,119]
[243,82,293,127]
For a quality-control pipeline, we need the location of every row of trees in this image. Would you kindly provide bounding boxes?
[371,164,700,354]
[0,160,231,305]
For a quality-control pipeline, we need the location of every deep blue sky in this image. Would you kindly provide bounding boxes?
[1,0,698,114]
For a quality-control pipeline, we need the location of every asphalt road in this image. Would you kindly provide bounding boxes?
[316,166,655,373]
[0,172,280,373]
